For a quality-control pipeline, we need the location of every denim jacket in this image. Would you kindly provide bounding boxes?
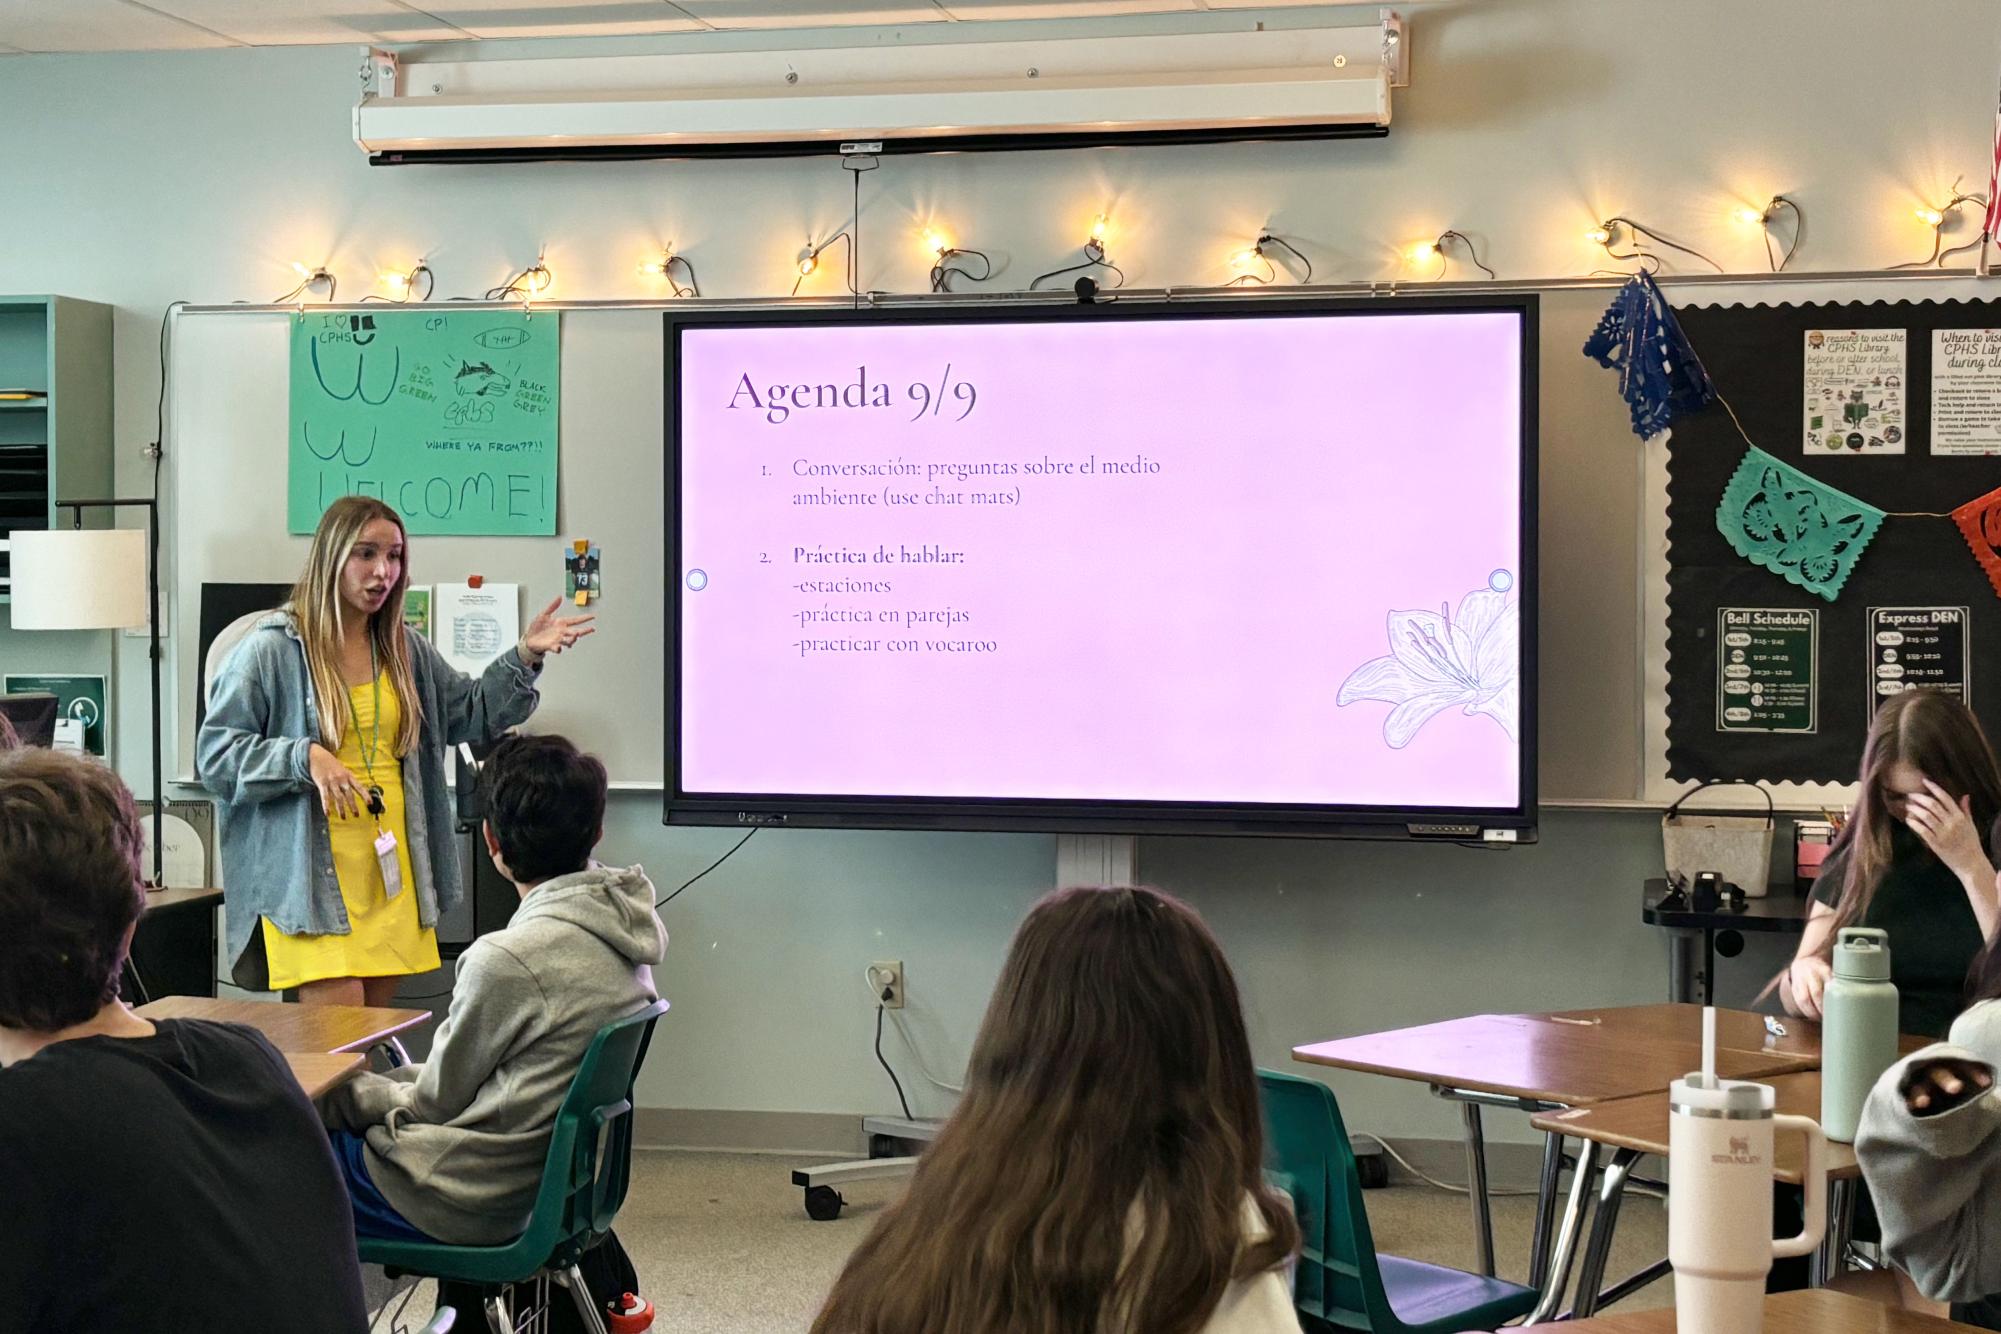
[196,611,541,989]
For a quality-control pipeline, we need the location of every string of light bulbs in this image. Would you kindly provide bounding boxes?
[1895,176,1991,270]
[273,263,336,305]
[1735,195,1805,272]
[1407,230,1495,280]
[928,233,994,293]
[274,184,1994,306]
[1228,233,1313,286]
[639,247,701,298]
[1029,214,1125,291]
[1588,216,1723,275]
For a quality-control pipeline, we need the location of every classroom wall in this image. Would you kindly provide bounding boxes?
[0,0,1981,1146]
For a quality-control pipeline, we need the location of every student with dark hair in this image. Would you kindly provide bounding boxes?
[321,732,667,1246]
[0,749,368,1334]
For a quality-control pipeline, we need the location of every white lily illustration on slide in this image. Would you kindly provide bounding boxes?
[1338,579,1519,749]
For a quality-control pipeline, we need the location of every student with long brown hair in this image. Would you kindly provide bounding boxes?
[1779,690,2001,1040]
[198,496,594,1004]
[811,884,1303,1334]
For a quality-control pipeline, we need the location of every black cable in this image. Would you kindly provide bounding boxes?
[1896,181,1990,268]
[842,153,879,310]
[1439,230,1497,280]
[1603,216,1721,273]
[667,254,700,299]
[1759,197,1803,273]
[874,1002,914,1121]
[272,270,336,304]
[1029,241,1125,291]
[930,248,993,293]
[1259,234,1313,283]
[1226,248,1276,287]
[362,263,435,303]
[656,827,759,909]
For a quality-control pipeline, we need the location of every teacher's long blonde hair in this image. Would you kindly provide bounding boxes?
[291,496,421,757]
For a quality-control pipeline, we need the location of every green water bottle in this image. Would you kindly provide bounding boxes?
[1821,927,1899,1143]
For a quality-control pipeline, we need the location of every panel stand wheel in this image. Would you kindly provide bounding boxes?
[804,1185,846,1221]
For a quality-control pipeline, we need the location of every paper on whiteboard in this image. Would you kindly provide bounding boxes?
[434,583,519,676]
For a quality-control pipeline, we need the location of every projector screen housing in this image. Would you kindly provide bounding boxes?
[665,296,1538,841]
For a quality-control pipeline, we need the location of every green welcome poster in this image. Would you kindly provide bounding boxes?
[289,309,559,536]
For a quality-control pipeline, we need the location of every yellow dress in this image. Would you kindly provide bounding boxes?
[262,671,439,989]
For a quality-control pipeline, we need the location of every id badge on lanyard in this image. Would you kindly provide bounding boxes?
[375,828,404,899]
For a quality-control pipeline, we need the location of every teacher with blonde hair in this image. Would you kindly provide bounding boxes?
[199,495,593,1004]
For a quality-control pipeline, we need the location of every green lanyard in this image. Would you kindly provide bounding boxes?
[357,638,386,827]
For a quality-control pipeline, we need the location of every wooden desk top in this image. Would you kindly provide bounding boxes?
[1293,1007,1817,1107]
[1556,1288,1983,1330]
[1536,1003,1932,1065]
[137,996,432,1055]
[1531,1071,1858,1184]
[142,884,224,913]
[285,1051,365,1100]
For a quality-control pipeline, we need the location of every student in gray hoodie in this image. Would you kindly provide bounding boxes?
[1856,925,2001,1330]
[321,732,668,1246]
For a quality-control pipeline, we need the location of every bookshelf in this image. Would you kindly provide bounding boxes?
[0,297,113,602]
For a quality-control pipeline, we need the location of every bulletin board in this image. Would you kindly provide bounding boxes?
[1660,297,2001,786]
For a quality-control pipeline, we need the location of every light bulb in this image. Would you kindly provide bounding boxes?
[1916,207,1945,227]
[1232,247,1262,270]
[798,253,818,277]
[293,261,312,277]
[1408,240,1440,265]
[384,271,410,290]
[639,250,672,276]
[923,231,949,257]
[1090,214,1110,243]
[1736,205,1770,226]
[1587,226,1613,246]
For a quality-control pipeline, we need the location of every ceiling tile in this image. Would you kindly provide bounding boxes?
[937,1,1198,16]
[144,0,469,43]
[671,1,946,29]
[0,0,236,51]
[420,1,708,38]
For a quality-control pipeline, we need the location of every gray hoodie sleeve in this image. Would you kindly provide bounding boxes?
[325,940,542,1130]
[1857,1002,2001,1303]
[196,637,316,806]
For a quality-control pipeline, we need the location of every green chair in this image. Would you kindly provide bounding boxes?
[1260,1069,1537,1334]
[360,999,670,1334]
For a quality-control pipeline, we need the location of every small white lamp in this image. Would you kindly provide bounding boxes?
[10,503,165,884]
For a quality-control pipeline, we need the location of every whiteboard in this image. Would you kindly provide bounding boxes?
[170,308,665,785]
[166,289,1666,801]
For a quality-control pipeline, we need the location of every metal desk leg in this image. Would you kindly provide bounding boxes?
[1525,1139,1601,1325]
[1528,1131,1567,1290]
[375,1036,413,1067]
[1461,1101,1496,1278]
[1811,1177,1859,1286]
[1666,928,1701,1005]
[1570,1148,1641,1318]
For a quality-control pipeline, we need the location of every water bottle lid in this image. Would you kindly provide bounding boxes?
[1669,1075,1773,1118]
[1834,926,1893,980]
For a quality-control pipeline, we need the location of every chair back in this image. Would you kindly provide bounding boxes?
[1259,1069,1398,1330]
[515,998,669,1268]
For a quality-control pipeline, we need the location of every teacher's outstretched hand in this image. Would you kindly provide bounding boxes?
[520,597,597,665]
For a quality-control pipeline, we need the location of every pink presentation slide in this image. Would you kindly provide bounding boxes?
[676,310,1525,809]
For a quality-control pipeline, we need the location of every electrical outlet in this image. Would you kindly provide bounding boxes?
[870,959,904,1010]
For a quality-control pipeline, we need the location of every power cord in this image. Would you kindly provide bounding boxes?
[655,827,759,909]
[874,1003,913,1121]
[1348,1132,1666,1202]
[863,965,964,1095]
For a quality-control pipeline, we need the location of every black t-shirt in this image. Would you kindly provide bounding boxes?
[0,1019,368,1334]
[1812,824,2000,1039]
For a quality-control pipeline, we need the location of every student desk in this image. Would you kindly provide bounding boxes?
[136,996,432,1066]
[1557,1288,1985,1331]
[1534,1043,1933,1319]
[285,1051,366,1100]
[1293,1004,1819,1321]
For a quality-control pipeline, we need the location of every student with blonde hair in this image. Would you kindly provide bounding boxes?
[812,884,1302,1334]
[199,495,594,1003]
